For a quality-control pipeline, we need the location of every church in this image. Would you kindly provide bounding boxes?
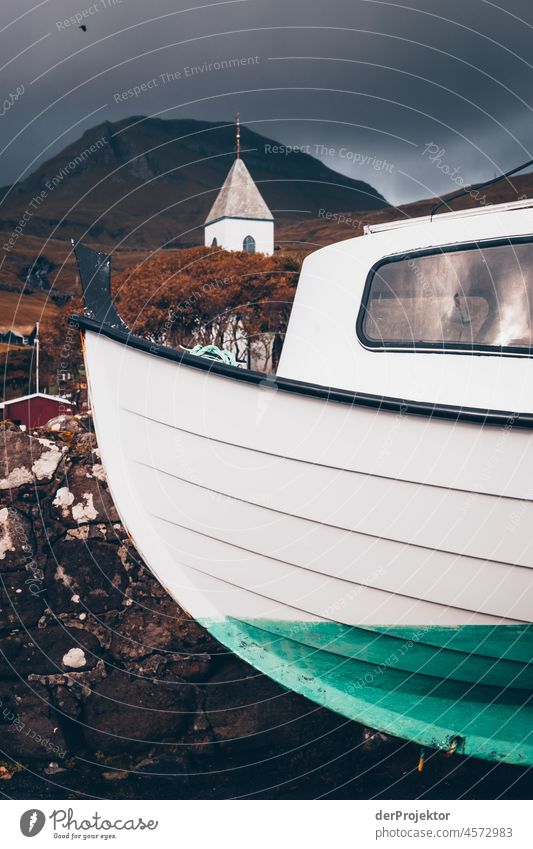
[204,118,274,255]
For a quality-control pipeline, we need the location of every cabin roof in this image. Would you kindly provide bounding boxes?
[364,196,533,234]
[1,392,72,409]
[205,158,273,224]
[0,325,35,337]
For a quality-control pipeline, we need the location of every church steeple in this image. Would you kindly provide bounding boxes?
[203,115,274,255]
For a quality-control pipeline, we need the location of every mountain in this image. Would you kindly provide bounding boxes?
[3,113,530,293]
[276,171,533,248]
[0,117,388,287]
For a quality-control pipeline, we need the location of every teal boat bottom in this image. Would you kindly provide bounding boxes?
[200,618,533,766]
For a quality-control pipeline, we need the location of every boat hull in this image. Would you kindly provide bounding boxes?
[204,619,533,764]
[82,331,533,765]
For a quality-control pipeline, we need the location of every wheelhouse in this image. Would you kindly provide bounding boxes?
[277,198,533,414]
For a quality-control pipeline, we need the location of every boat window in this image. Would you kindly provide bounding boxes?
[243,235,256,253]
[357,239,533,353]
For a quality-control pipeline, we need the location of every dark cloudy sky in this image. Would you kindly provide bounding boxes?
[1,0,533,204]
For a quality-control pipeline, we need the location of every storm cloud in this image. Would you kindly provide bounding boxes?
[1,0,533,204]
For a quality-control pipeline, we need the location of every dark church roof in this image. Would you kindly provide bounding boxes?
[205,158,273,224]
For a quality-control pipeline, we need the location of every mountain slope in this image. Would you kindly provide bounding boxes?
[276,172,533,248]
[0,116,388,259]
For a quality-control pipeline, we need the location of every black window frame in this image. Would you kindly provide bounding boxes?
[243,235,256,253]
[356,234,533,357]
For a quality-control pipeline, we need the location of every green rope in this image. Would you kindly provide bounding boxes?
[188,344,238,366]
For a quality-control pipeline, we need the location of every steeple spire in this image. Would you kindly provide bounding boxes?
[235,112,240,159]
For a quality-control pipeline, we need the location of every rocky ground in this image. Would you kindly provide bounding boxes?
[0,417,531,800]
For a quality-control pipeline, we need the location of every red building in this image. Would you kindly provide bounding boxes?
[1,392,74,430]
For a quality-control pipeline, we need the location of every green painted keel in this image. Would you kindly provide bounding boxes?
[201,618,533,765]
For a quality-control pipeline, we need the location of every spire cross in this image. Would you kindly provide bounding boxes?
[235,112,240,158]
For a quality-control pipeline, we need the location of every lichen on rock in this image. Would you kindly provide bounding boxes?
[0,429,64,490]
[62,648,87,669]
[71,492,98,524]
[52,486,75,517]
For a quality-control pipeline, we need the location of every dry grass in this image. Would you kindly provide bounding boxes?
[0,290,59,334]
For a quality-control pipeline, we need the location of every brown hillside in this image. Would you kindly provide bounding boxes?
[0,116,387,290]
[276,172,533,250]
[0,290,59,335]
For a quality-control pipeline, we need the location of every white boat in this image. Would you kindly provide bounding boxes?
[72,197,533,766]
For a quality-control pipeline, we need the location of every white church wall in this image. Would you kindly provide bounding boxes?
[204,217,274,255]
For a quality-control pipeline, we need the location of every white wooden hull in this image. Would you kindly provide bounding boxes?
[85,333,531,628]
[72,224,533,763]
[75,325,533,764]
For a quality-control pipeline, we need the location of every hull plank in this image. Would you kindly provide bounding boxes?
[236,619,533,690]
[151,510,507,627]
[203,617,533,765]
[126,410,533,572]
[116,341,533,501]
[372,625,533,664]
[137,464,531,621]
